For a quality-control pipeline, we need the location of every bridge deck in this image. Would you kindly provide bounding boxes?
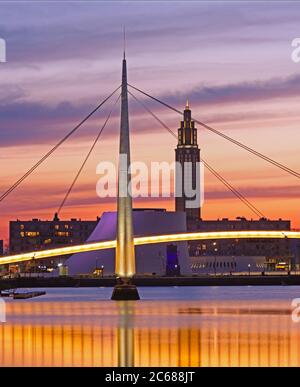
[0,230,300,265]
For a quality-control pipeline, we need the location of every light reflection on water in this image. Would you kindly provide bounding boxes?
[1,287,300,367]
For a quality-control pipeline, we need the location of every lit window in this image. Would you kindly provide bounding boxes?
[55,232,69,237]
[25,231,39,237]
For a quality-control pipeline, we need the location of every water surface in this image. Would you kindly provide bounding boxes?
[1,286,300,367]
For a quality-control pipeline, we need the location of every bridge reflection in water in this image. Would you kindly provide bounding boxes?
[0,299,299,367]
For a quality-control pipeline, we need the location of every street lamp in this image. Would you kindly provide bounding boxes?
[248,264,251,276]
[29,253,36,278]
[158,251,165,273]
[94,259,104,278]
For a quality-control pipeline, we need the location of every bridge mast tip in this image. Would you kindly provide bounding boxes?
[123,26,126,60]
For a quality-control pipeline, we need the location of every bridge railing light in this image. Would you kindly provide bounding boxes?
[0,230,299,265]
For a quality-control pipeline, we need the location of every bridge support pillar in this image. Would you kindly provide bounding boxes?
[111,279,140,301]
[111,51,140,301]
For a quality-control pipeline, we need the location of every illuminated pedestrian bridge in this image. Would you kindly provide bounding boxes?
[0,230,300,266]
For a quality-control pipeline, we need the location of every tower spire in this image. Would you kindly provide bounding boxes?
[123,26,126,59]
[186,97,189,110]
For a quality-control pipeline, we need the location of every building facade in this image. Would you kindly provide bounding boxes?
[175,100,201,222]
[65,210,191,276]
[190,255,267,274]
[188,217,294,271]
[9,215,99,265]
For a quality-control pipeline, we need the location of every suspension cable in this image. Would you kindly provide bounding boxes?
[128,83,300,180]
[57,93,121,215]
[0,85,121,203]
[129,90,266,218]
[201,161,265,218]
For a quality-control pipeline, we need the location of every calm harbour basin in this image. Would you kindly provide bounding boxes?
[1,286,300,367]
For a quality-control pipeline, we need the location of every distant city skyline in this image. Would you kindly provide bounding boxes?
[1,1,300,242]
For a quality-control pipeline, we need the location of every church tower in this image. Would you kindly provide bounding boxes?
[175,100,201,222]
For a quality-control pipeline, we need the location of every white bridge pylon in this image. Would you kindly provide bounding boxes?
[0,230,300,266]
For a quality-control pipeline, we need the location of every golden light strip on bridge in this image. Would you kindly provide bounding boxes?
[0,230,300,266]
[0,240,116,265]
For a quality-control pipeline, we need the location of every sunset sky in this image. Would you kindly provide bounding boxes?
[1,1,300,244]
